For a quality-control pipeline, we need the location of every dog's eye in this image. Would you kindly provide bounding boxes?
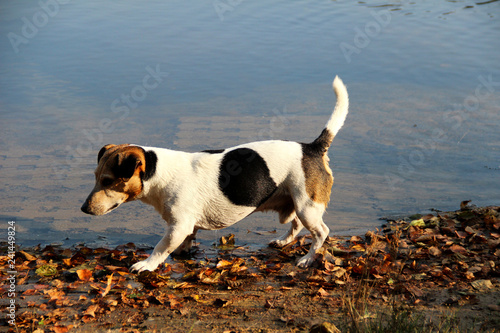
[101,178,114,187]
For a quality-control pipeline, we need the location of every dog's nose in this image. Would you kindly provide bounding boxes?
[81,201,91,214]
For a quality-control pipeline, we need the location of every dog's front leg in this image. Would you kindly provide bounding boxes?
[130,223,194,273]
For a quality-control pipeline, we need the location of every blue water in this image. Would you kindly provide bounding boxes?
[0,0,499,248]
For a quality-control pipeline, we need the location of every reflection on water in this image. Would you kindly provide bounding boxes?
[0,0,498,248]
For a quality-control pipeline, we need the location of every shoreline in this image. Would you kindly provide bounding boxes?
[1,202,499,332]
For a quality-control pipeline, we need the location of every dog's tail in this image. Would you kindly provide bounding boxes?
[311,76,349,152]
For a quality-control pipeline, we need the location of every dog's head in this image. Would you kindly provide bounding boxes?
[81,144,150,215]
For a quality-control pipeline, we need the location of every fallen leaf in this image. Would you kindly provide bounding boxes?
[317,287,330,297]
[173,282,195,289]
[17,271,30,285]
[471,279,493,291]
[429,246,442,257]
[216,259,233,269]
[351,244,366,252]
[44,288,65,300]
[77,269,93,282]
[101,273,114,297]
[264,299,274,309]
[219,234,235,246]
[350,235,363,243]
[410,219,425,227]
[53,326,72,333]
[332,267,346,279]
[415,234,434,243]
[310,322,341,333]
[323,260,336,272]
[105,265,128,272]
[448,244,467,255]
[19,250,37,261]
[84,304,100,318]
[36,264,58,277]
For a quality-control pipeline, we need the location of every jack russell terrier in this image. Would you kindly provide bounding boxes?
[81,76,349,272]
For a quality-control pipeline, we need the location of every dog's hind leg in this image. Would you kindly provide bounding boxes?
[295,204,330,268]
[270,212,304,247]
[131,222,195,272]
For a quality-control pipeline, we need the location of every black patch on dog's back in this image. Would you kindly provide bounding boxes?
[219,148,277,207]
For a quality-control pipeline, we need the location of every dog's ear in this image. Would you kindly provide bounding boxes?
[98,144,116,163]
[114,153,143,180]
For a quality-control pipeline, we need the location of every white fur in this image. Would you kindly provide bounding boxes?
[325,76,349,138]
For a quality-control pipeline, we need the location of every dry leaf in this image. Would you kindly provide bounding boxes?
[471,279,493,291]
[53,325,72,333]
[19,250,37,261]
[264,299,274,309]
[317,287,330,297]
[429,246,442,257]
[76,269,93,282]
[350,235,363,243]
[101,273,114,297]
[84,304,100,318]
[216,260,233,269]
[448,244,467,254]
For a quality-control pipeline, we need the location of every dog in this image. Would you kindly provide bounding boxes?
[81,76,349,272]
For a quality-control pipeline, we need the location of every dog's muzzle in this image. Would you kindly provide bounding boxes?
[81,200,94,215]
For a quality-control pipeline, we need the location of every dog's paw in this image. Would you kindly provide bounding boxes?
[296,254,316,268]
[269,239,286,248]
[130,258,159,273]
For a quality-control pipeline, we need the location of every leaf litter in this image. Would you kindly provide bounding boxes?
[1,202,499,332]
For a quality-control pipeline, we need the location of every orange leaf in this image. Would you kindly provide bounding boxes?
[448,244,467,254]
[53,325,72,333]
[101,273,114,297]
[44,288,65,300]
[350,235,363,243]
[105,265,128,272]
[84,304,99,318]
[19,250,37,261]
[77,269,93,282]
[216,260,233,269]
[323,261,336,272]
[34,284,50,290]
[317,287,330,297]
[351,244,365,252]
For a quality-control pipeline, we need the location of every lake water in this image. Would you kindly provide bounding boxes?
[1,0,499,249]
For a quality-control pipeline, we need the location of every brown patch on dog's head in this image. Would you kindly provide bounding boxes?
[301,143,334,207]
[81,144,147,215]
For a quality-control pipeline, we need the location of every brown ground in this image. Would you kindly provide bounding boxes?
[1,202,499,332]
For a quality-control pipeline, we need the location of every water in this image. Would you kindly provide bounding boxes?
[0,0,499,248]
